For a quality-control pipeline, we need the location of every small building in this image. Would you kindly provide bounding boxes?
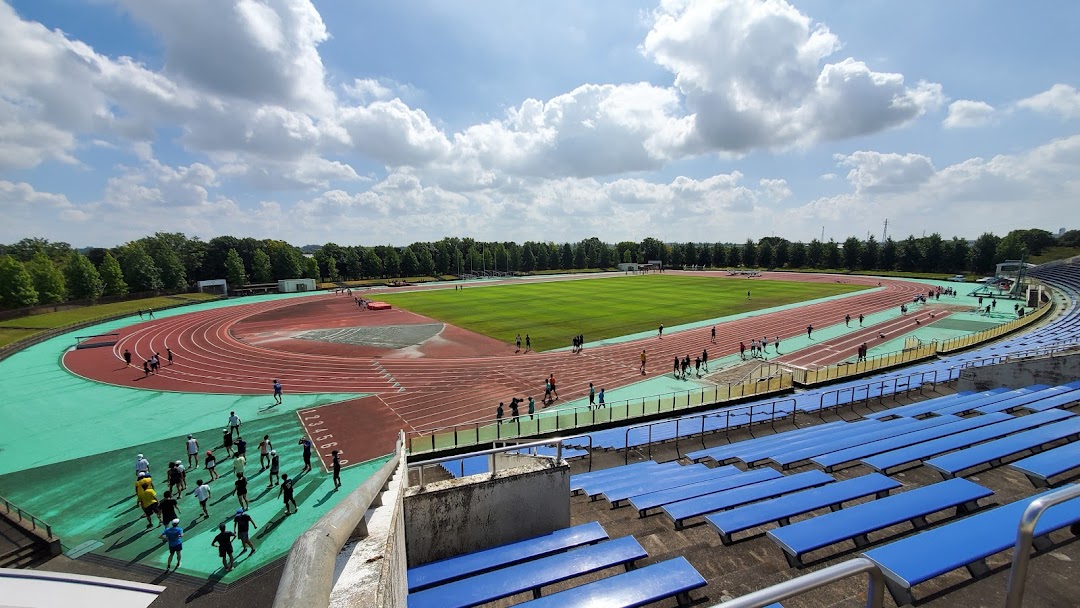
[617,263,640,272]
[196,278,227,295]
[278,278,316,293]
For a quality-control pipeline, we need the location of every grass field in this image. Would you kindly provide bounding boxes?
[0,293,221,348]
[377,274,868,350]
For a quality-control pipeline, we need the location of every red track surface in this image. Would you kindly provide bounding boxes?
[65,273,933,463]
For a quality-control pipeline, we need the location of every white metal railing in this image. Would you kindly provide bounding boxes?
[1004,484,1080,608]
[712,557,884,608]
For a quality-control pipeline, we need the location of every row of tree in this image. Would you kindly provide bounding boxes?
[0,228,1073,310]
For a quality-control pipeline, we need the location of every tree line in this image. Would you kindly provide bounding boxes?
[0,228,1073,310]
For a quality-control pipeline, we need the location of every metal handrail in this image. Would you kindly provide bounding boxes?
[712,557,885,608]
[409,434,594,486]
[1004,484,1080,608]
[0,496,54,539]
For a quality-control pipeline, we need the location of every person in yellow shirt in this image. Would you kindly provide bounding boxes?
[136,475,161,528]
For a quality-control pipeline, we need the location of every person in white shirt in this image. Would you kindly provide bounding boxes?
[186,435,199,468]
[135,454,150,478]
[228,412,241,438]
[233,454,246,478]
[259,435,273,470]
[193,479,211,519]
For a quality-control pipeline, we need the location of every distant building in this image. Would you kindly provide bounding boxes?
[278,278,316,293]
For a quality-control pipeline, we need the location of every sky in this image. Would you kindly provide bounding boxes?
[1,0,1078,248]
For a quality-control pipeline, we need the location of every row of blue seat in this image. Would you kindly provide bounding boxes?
[406,520,708,608]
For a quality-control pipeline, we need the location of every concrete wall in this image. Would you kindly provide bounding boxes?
[403,459,570,567]
[958,352,1080,392]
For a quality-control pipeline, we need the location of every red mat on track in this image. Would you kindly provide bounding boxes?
[367,302,391,310]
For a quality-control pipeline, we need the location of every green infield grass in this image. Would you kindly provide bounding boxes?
[376,274,868,350]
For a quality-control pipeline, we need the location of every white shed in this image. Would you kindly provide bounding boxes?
[277,278,316,293]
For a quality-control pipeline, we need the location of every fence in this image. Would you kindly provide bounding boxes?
[791,342,939,386]
[0,496,55,539]
[406,375,793,454]
[938,299,1052,353]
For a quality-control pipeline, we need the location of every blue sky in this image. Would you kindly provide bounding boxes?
[1,0,1078,247]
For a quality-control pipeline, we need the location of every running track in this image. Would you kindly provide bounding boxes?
[65,273,935,463]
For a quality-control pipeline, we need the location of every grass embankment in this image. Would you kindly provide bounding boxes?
[377,274,867,351]
[0,293,221,348]
[1029,246,1080,265]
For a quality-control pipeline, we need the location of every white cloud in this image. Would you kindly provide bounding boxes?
[804,135,1080,239]
[641,0,943,153]
[120,0,335,116]
[1017,84,1080,119]
[836,151,935,194]
[943,100,995,128]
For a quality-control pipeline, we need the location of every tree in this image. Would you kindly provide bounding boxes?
[742,239,757,267]
[996,233,1028,261]
[823,240,841,269]
[269,242,304,279]
[1059,230,1080,247]
[303,256,320,281]
[726,243,741,267]
[774,240,790,268]
[63,253,104,301]
[380,247,401,277]
[1009,229,1055,256]
[362,248,384,278]
[560,243,574,269]
[923,233,945,272]
[522,246,536,272]
[842,237,862,270]
[0,255,38,308]
[712,243,728,267]
[789,242,807,268]
[26,251,66,304]
[98,251,127,297]
[416,246,436,276]
[251,249,273,283]
[861,236,879,270]
[879,238,898,270]
[401,247,420,277]
[120,243,163,292]
[944,238,970,273]
[972,233,1000,273]
[640,237,665,263]
[143,233,188,290]
[898,236,923,272]
[806,239,824,268]
[324,256,339,281]
[757,242,774,268]
[224,249,247,288]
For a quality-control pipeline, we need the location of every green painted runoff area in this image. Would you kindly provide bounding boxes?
[376,274,868,351]
[0,291,379,580]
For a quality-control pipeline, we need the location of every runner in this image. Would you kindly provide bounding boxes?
[525,334,531,353]
[279,474,297,515]
[701,349,709,372]
[711,326,716,343]
[159,519,183,570]
[211,523,237,572]
[234,509,258,555]
[266,450,280,488]
[332,450,342,489]
[193,479,211,520]
[658,324,664,339]
[588,383,596,409]
[186,435,199,468]
[272,379,282,405]
[673,355,680,378]
[515,334,521,353]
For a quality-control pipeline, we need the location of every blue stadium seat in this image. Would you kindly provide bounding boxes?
[515,556,707,608]
[628,467,782,518]
[864,390,984,419]
[578,461,686,498]
[600,465,741,507]
[686,421,847,464]
[733,420,883,466]
[810,413,1012,472]
[706,473,901,545]
[406,535,647,608]
[861,409,1075,474]
[571,461,661,495]
[661,470,836,530]
[862,485,1080,606]
[767,478,992,568]
[407,521,608,591]
[925,417,1080,479]
[1018,386,1080,413]
[1009,441,1080,487]
[768,416,962,469]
